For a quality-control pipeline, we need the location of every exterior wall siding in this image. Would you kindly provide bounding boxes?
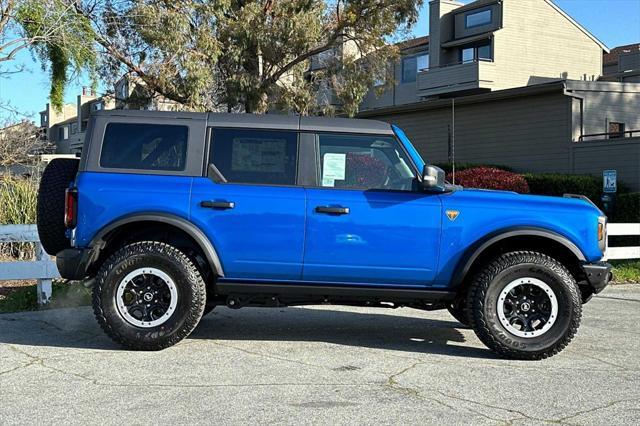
[577,90,640,138]
[365,91,572,173]
[571,139,640,191]
[490,0,603,90]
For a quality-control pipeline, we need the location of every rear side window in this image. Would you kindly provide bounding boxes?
[210,128,298,185]
[100,123,188,171]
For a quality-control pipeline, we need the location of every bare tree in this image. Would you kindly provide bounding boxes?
[0,120,52,167]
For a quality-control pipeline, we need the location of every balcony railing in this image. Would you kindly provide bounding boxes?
[579,130,640,141]
[417,59,496,97]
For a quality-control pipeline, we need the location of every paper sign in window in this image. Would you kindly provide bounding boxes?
[323,153,346,180]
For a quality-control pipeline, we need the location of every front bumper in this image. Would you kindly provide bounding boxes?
[581,261,613,294]
[56,248,95,280]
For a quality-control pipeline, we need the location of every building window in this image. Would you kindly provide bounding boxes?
[465,8,492,28]
[417,54,429,72]
[402,56,417,83]
[373,70,386,87]
[70,123,78,135]
[402,53,429,83]
[461,41,492,63]
[117,81,129,101]
[92,102,103,111]
[59,126,69,140]
[609,122,626,139]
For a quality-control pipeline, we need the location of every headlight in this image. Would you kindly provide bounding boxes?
[598,215,607,253]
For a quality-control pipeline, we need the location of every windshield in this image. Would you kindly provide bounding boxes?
[391,124,426,170]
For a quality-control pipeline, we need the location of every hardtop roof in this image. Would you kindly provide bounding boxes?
[92,110,393,135]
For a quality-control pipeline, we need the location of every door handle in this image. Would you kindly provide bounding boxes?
[315,206,350,215]
[201,200,235,209]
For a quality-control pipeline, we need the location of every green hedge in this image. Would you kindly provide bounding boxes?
[614,193,640,223]
[443,169,638,222]
[522,173,633,212]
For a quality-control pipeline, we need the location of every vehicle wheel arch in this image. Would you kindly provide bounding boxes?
[88,213,224,279]
[452,227,586,293]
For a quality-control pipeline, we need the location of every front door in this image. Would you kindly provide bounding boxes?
[302,132,442,286]
[190,127,305,280]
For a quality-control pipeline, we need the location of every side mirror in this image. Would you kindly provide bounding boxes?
[420,165,446,192]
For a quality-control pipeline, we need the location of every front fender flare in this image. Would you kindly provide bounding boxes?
[451,227,586,288]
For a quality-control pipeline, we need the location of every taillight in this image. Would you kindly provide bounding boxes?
[64,187,78,228]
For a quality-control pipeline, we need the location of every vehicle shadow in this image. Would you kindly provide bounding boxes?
[191,307,496,359]
[0,306,495,359]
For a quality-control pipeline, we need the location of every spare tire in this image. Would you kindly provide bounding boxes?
[37,158,79,255]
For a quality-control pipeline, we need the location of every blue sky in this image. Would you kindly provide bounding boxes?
[1,0,639,122]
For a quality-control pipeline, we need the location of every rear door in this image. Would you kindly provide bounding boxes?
[190,127,306,280]
[302,132,442,286]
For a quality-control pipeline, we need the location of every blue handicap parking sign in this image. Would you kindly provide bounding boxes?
[603,170,617,193]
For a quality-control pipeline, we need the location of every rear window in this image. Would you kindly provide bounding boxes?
[100,123,188,171]
[210,128,298,185]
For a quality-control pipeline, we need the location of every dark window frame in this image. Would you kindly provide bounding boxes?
[465,7,493,29]
[460,40,493,63]
[401,55,418,83]
[99,122,189,172]
[207,127,300,187]
[608,122,626,139]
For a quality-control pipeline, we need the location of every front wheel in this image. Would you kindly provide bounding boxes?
[467,251,581,360]
[93,241,206,350]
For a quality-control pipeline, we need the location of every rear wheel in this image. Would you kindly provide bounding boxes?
[36,158,79,255]
[93,241,206,350]
[467,251,581,360]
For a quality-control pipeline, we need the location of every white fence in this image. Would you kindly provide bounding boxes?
[0,224,59,304]
[0,223,638,307]
[606,223,640,260]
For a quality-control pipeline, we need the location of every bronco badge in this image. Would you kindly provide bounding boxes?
[446,210,460,221]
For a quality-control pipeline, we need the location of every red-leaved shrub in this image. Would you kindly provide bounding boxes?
[447,167,530,193]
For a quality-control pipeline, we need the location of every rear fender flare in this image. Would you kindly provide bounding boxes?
[89,213,224,277]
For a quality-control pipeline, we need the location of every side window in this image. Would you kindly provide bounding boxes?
[100,123,188,171]
[317,133,416,191]
[210,128,298,185]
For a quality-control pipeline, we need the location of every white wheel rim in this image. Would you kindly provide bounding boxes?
[116,267,178,328]
[496,277,559,338]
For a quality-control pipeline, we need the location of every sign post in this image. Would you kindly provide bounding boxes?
[601,170,617,216]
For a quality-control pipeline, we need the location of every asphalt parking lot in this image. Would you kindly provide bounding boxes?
[0,284,638,425]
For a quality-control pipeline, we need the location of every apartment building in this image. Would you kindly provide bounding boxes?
[360,80,640,191]
[361,0,608,110]
[357,0,640,190]
[602,43,640,83]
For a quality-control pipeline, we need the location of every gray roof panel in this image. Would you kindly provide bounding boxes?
[207,113,299,130]
[300,116,393,135]
[93,110,394,134]
[93,109,206,120]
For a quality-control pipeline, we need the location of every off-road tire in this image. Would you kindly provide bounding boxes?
[447,298,471,327]
[36,158,79,255]
[93,241,206,350]
[467,251,581,360]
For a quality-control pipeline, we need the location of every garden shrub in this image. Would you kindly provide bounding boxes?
[446,167,530,193]
[614,193,640,223]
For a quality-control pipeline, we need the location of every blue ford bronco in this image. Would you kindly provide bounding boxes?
[37,110,611,359]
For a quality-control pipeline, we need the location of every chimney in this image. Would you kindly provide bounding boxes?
[429,0,464,69]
